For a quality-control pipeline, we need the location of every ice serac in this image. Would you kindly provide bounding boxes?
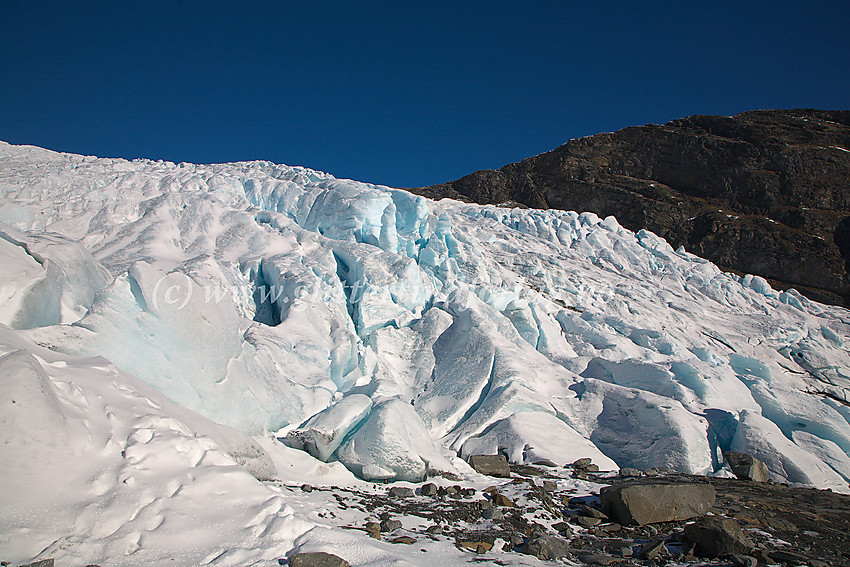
[0,227,110,328]
[335,398,454,482]
[0,140,849,494]
[460,411,617,469]
[287,394,373,461]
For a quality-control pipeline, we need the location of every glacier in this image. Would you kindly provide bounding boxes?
[1,140,850,565]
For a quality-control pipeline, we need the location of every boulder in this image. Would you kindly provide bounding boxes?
[388,486,414,498]
[380,519,402,532]
[576,515,602,528]
[458,540,493,553]
[20,561,54,567]
[576,552,618,565]
[468,454,511,477]
[683,516,754,557]
[491,493,514,507]
[289,552,349,567]
[600,482,716,526]
[420,482,438,496]
[521,534,572,560]
[730,555,758,567]
[725,452,770,482]
[577,504,608,520]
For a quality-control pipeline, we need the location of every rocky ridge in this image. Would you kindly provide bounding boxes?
[413,109,850,306]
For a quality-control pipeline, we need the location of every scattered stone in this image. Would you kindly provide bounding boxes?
[482,507,505,521]
[388,486,414,498]
[380,519,402,532]
[725,452,770,483]
[533,459,558,467]
[600,482,716,526]
[364,521,381,539]
[683,516,754,557]
[289,552,349,567]
[765,517,798,531]
[479,498,492,510]
[572,458,593,468]
[458,541,493,553]
[730,555,758,567]
[766,549,811,564]
[445,485,459,496]
[390,536,417,545]
[644,467,667,476]
[620,545,634,557]
[577,516,602,528]
[619,467,642,478]
[491,493,515,507]
[577,504,609,520]
[425,524,443,534]
[300,484,314,493]
[420,482,438,496]
[576,552,618,565]
[468,454,511,477]
[552,521,571,533]
[542,480,558,492]
[521,534,571,560]
[639,537,666,560]
[20,562,54,567]
[600,523,621,533]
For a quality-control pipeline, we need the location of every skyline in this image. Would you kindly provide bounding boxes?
[2,1,848,188]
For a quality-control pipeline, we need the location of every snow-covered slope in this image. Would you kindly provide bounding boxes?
[2,141,850,564]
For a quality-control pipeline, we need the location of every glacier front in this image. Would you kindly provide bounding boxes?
[1,140,850,564]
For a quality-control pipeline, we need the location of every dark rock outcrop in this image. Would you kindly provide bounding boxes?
[413,109,850,305]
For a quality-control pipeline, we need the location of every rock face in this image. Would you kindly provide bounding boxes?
[414,109,850,306]
[468,454,511,477]
[725,452,770,482]
[600,482,716,526]
[288,552,349,567]
[684,516,754,557]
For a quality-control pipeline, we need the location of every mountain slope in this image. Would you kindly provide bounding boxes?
[415,109,850,305]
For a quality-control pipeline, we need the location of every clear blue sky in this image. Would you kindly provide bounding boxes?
[2,1,848,188]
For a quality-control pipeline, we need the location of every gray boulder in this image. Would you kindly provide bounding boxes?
[600,482,716,526]
[380,519,402,532]
[521,534,571,560]
[20,561,54,567]
[387,486,414,498]
[289,552,349,567]
[468,454,511,477]
[683,516,754,557]
[724,452,770,482]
